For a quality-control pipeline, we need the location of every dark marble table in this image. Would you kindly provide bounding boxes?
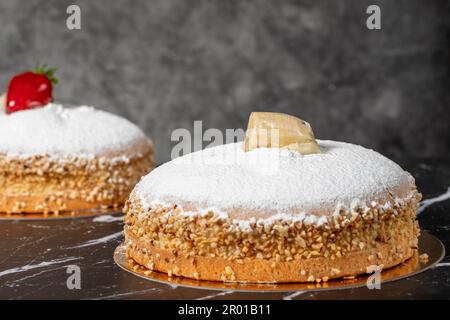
[0,159,449,300]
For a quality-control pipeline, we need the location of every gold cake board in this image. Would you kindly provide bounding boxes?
[114,232,444,292]
[0,207,123,220]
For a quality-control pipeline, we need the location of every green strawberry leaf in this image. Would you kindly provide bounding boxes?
[34,63,59,85]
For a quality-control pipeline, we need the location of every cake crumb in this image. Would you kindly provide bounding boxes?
[419,253,429,263]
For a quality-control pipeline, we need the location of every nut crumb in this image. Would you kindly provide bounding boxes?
[419,253,429,263]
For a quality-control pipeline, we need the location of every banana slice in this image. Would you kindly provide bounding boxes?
[242,112,321,155]
[0,93,5,113]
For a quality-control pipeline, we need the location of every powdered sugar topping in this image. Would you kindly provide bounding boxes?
[135,141,415,220]
[0,103,148,159]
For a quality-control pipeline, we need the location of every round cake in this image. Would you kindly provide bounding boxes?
[124,140,421,283]
[0,103,154,214]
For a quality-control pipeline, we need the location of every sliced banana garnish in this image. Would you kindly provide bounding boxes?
[242,112,321,155]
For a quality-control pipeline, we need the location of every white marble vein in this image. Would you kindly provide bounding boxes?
[4,266,64,287]
[0,256,80,278]
[434,262,450,268]
[92,288,161,300]
[65,231,123,249]
[418,186,450,215]
[93,215,124,223]
[283,291,306,300]
[196,291,234,300]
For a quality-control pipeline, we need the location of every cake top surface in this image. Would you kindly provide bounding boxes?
[135,140,415,217]
[0,103,150,159]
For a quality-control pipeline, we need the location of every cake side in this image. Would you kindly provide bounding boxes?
[0,148,154,213]
[124,188,421,283]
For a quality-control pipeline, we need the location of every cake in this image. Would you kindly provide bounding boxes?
[0,66,154,214]
[0,103,154,214]
[124,112,421,283]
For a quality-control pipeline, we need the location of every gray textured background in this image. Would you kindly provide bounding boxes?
[0,0,448,164]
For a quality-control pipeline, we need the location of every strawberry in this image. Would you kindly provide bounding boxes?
[6,64,58,114]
